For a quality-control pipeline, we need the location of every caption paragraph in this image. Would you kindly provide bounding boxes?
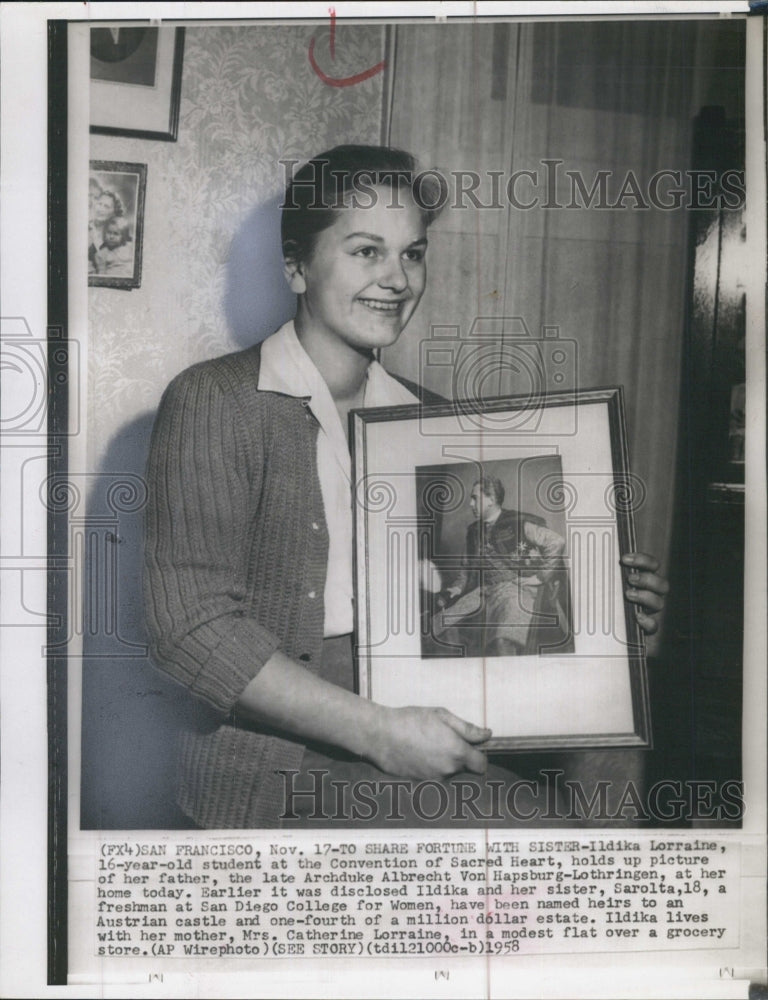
[94,836,739,959]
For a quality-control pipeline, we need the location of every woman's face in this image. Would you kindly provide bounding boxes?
[94,193,116,223]
[290,185,428,354]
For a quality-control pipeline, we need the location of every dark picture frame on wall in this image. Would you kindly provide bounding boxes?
[90,26,185,141]
[88,160,147,290]
[352,387,652,752]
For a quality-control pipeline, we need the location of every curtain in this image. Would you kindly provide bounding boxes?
[503,21,702,601]
[384,20,716,650]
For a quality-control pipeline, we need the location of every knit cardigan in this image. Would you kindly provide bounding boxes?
[143,342,439,828]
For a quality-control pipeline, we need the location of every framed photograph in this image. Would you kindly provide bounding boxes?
[90,26,185,140]
[88,160,146,289]
[352,386,652,751]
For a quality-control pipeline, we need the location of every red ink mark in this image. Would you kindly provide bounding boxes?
[308,12,387,88]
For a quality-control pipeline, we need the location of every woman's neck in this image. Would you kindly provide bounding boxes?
[294,314,372,403]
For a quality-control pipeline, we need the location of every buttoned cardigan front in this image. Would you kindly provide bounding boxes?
[144,343,334,828]
[144,342,437,828]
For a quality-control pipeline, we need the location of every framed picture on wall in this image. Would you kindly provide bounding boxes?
[90,26,185,140]
[352,386,651,751]
[88,160,147,290]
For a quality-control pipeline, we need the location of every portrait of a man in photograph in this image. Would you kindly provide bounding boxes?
[418,457,573,660]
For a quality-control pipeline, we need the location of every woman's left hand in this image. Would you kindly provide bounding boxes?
[621,552,669,635]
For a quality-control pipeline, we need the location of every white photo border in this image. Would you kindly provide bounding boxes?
[352,387,652,751]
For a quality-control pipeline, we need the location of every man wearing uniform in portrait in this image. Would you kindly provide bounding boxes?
[433,476,573,657]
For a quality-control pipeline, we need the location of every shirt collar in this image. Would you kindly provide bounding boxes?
[257,320,419,408]
[257,320,317,399]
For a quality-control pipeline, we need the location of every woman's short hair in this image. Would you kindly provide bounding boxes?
[98,189,124,218]
[281,144,446,266]
[474,476,505,507]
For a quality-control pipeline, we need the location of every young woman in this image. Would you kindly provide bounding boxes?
[144,145,668,829]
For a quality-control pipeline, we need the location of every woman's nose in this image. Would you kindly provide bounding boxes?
[377,255,408,292]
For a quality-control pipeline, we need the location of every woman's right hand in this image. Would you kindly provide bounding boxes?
[367,705,491,780]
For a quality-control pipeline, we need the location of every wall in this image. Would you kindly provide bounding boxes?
[88,23,387,471]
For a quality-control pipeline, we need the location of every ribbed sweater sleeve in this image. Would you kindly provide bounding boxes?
[143,364,281,715]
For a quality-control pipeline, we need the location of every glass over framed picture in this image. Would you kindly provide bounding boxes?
[89,25,185,140]
[352,386,651,751]
[88,160,146,289]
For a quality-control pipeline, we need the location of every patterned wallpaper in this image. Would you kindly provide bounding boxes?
[88,23,386,470]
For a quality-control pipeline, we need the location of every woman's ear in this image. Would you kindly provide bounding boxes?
[283,258,307,295]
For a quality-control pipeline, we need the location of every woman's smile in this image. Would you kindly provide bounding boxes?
[289,184,428,356]
[357,297,405,313]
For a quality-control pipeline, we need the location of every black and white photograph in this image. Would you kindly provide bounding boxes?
[88,161,146,287]
[416,455,573,660]
[89,25,185,140]
[0,4,765,998]
[352,389,650,752]
[72,13,746,829]
[90,26,160,87]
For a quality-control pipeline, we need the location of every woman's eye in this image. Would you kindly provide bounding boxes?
[354,246,378,258]
[404,249,425,262]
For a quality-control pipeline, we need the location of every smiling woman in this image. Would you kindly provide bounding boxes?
[287,203,427,348]
[281,147,439,375]
[142,145,668,829]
